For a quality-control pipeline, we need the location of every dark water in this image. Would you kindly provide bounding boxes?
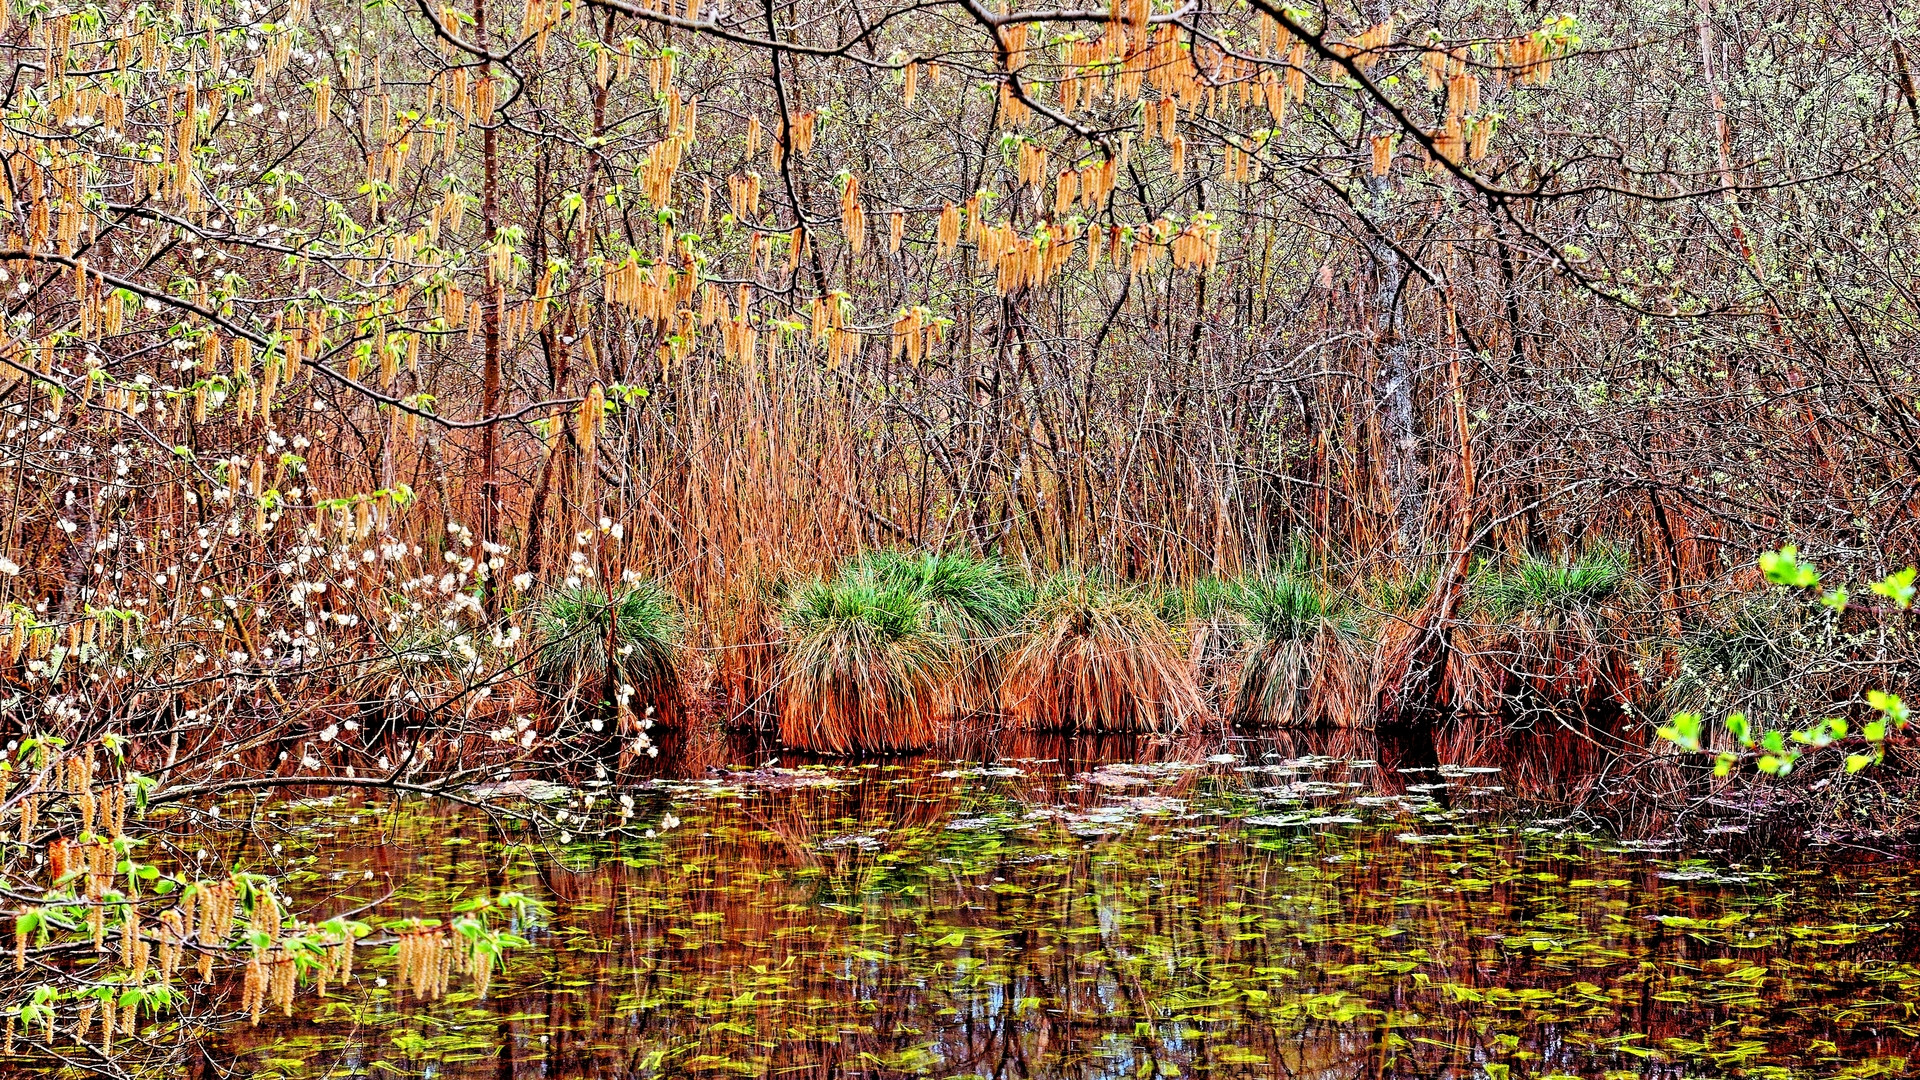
[181,732,1920,1078]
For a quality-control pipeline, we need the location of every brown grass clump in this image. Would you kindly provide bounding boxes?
[1002,572,1207,735]
[775,576,950,754]
[716,575,791,731]
[1173,578,1250,708]
[1227,574,1374,729]
[1445,547,1641,721]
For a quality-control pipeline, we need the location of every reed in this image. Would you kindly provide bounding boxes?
[1001,571,1207,734]
[776,576,951,754]
[1228,573,1372,729]
[715,574,793,730]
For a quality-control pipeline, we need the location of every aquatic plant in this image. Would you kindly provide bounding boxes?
[1229,573,1372,729]
[1001,571,1207,734]
[532,581,684,730]
[777,576,951,753]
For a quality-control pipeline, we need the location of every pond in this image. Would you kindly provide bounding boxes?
[117,733,1920,1077]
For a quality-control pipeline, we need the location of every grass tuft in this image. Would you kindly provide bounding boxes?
[1448,546,1639,719]
[1002,571,1206,734]
[533,581,684,730]
[848,550,1031,640]
[776,575,951,754]
[1228,574,1371,728]
[849,550,1031,721]
[1473,546,1631,620]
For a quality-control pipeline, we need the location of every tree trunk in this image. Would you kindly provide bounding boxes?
[475,0,504,609]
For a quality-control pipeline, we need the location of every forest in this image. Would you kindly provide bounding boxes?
[0,0,1917,1072]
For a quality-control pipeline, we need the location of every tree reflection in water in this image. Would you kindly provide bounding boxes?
[203,730,1919,1080]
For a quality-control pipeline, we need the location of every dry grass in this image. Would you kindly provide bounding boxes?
[1001,571,1207,734]
[1172,577,1251,708]
[1228,574,1373,729]
[716,574,792,731]
[776,576,951,754]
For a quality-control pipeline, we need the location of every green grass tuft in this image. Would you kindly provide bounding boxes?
[532,581,683,726]
[777,575,952,754]
[1233,573,1356,644]
[1227,573,1369,729]
[1474,546,1632,620]
[847,550,1031,641]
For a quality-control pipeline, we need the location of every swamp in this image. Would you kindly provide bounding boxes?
[141,738,1920,1077]
[1,0,1918,1072]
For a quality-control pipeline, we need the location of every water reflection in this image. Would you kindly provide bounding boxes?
[196,731,1917,1080]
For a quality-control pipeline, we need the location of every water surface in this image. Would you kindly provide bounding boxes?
[192,733,1920,1078]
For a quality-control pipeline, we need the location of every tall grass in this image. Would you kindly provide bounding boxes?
[716,575,792,730]
[777,576,951,754]
[533,581,684,730]
[1228,574,1371,729]
[1002,571,1206,734]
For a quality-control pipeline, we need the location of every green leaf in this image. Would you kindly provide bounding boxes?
[1866,691,1908,728]
[1725,712,1751,747]
[1657,712,1702,752]
[1867,566,1916,610]
[1758,546,1819,589]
